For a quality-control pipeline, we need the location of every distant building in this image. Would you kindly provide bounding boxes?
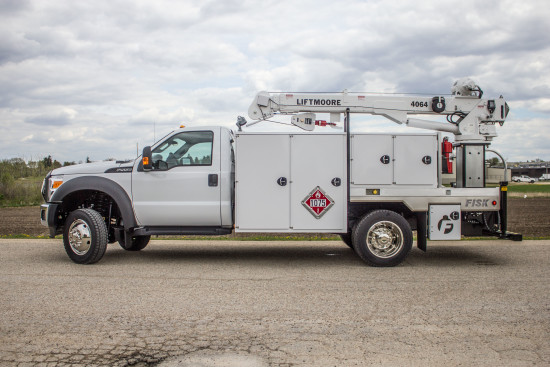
[442,161,512,185]
[509,161,550,179]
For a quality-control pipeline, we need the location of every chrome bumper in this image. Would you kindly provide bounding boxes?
[41,203,60,238]
[40,204,50,227]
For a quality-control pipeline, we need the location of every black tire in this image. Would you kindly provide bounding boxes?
[339,233,353,248]
[118,235,151,251]
[63,208,108,264]
[352,210,412,267]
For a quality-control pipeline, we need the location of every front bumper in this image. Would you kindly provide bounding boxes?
[40,203,59,237]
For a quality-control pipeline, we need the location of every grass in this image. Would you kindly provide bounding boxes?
[485,182,550,197]
[158,234,341,241]
[0,177,44,207]
[2,233,549,241]
[0,234,58,239]
[507,183,550,193]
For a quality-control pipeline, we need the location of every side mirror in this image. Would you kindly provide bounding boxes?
[142,146,152,171]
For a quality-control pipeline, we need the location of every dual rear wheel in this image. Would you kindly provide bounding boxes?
[348,210,413,267]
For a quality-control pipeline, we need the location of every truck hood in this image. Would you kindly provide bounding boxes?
[50,160,136,176]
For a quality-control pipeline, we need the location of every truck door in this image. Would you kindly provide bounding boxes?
[131,128,222,226]
[235,134,290,230]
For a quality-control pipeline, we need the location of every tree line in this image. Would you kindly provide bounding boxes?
[0,156,76,206]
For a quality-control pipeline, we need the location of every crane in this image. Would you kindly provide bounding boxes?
[246,78,510,189]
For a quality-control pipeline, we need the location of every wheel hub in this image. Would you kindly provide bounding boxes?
[68,219,92,255]
[372,229,392,249]
[366,221,403,258]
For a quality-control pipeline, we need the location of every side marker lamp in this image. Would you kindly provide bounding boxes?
[52,180,63,189]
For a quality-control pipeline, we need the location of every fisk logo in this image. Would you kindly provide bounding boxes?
[437,211,459,234]
[437,215,454,234]
[465,199,489,208]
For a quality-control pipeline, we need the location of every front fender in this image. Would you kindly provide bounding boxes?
[50,176,138,231]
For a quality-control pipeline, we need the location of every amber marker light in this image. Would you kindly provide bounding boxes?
[143,157,149,165]
[52,181,63,189]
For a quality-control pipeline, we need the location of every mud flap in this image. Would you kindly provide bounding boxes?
[416,212,427,252]
[113,227,132,249]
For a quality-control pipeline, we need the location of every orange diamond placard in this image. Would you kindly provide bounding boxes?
[302,186,334,219]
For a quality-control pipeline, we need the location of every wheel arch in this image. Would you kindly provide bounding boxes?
[348,202,417,231]
[51,176,137,231]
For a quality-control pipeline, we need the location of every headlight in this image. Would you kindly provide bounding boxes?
[41,173,63,202]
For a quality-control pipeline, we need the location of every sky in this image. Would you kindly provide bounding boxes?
[1,0,549,163]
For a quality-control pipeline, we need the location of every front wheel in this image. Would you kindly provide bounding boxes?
[63,209,108,264]
[352,210,412,267]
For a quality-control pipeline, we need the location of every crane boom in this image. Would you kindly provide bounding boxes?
[248,78,509,144]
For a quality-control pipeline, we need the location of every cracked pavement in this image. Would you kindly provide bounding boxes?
[1,239,549,366]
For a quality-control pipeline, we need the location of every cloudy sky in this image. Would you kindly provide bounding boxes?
[1,0,549,163]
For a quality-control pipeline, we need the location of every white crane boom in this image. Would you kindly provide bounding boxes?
[248,78,509,144]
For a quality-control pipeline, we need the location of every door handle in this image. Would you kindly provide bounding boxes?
[208,174,218,187]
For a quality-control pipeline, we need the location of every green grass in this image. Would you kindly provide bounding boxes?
[0,176,44,207]
[0,234,58,239]
[3,233,549,241]
[156,234,341,241]
[506,183,550,193]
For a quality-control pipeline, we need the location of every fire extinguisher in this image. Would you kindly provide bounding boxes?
[442,137,453,174]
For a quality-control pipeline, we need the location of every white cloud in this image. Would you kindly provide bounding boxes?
[0,0,549,163]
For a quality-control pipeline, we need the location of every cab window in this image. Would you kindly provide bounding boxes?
[152,131,213,170]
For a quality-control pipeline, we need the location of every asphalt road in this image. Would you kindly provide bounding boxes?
[1,239,549,367]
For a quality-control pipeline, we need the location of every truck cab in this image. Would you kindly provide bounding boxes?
[133,126,234,230]
[40,126,235,264]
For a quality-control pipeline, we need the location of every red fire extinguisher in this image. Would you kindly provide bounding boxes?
[442,137,453,174]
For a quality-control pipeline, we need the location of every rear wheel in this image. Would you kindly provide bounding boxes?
[63,209,108,264]
[118,235,151,251]
[352,210,412,267]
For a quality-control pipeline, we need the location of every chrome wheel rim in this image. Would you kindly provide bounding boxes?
[68,219,92,255]
[366,221,403,258]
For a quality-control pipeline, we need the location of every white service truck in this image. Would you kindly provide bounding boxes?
[40,78,521,266]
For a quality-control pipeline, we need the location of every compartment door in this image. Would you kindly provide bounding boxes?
[235,134,290,231]
[394,135,437,186]
[351,134,393,185]
[290,134,347,232]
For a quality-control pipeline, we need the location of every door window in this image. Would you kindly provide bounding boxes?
[152,131,213,170]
